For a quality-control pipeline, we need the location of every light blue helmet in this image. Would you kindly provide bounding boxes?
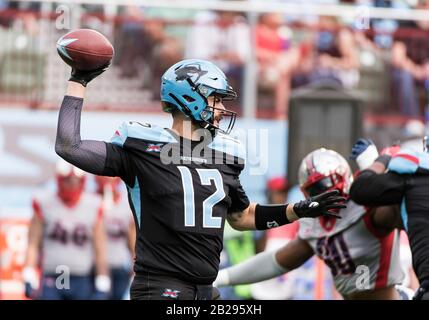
[160,59,237,134]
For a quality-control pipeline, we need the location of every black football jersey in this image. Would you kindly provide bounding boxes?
[104,121,249,284]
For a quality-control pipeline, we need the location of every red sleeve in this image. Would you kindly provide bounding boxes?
[32,199,43,220]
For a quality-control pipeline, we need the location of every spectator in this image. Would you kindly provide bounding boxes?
[391,0,429,117]
[114,6,147,78]
[256,13,301,119]
[185,10,250,103]
[115,5,182,99]
[294,15,359,90]
[7,1,40,36]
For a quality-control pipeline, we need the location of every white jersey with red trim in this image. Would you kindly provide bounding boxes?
[103,196,133,269]
[33,191,102,276]
[298,200,404,296]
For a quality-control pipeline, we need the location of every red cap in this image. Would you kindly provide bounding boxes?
[267,176,288,192]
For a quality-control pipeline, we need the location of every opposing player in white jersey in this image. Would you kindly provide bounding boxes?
[95,176,135,300]
[215,148,406,299]
[23,159,110,300]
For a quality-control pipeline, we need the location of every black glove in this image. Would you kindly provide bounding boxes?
[69,63,110,87]
[293,189,346,219]
[413,279,429,300]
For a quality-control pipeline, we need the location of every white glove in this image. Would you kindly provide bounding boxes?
[95,274,111,293]
[214,250,287,287]
[213,269,230,288]
[356,144,379,170]
[23,267,40,290]
[350,139,379,170]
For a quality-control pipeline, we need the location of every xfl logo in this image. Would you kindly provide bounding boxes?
[162,288,180,299]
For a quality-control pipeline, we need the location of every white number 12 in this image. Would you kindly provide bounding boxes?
[177,166,225,229]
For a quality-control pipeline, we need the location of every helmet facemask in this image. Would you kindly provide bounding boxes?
[301,172,349,198]
[190,80,237,135]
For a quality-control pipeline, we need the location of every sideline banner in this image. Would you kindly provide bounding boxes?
[0,217,30,300]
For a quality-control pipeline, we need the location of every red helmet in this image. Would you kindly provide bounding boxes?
[267,176,288,192]
[56,159,86,207]
[298,148,352,198]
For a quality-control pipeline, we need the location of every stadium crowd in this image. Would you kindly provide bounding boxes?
[1,1,429,120]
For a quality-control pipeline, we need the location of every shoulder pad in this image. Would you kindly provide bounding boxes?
[111,121,176,146]
[388,148,420,174]
[208,133,246,161]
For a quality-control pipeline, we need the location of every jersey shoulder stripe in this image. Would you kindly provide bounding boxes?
[111,122,176,146]
[388,148,429,174]
[208,133,246,161]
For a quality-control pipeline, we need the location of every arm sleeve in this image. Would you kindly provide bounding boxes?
[214,250,287,287]
[55,96,135,186]
[349,169,406,206]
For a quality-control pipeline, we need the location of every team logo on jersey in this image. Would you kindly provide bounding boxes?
[146,143,163,152]
[161,288,180,299]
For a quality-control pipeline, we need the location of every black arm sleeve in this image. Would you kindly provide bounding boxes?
[350,170,406,206]
[55,95,134,184]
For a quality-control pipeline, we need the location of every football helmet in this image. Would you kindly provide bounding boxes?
[160,59,237,134]
[56,159,86,207]
[298,148,352,198]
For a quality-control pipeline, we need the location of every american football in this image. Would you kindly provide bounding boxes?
[56,29,114,71]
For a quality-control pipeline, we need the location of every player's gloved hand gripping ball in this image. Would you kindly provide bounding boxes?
[293,189,346,219]
[57,29,114,87]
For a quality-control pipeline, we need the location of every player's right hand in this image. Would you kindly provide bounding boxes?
[23,267,39,299]
[350,138,379,170]
[69,62,110,87]
[293,190,346,219]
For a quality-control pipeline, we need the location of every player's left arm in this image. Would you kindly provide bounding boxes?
[93,210,111,293]
[227,190,346,231]
[227,203,297,231]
